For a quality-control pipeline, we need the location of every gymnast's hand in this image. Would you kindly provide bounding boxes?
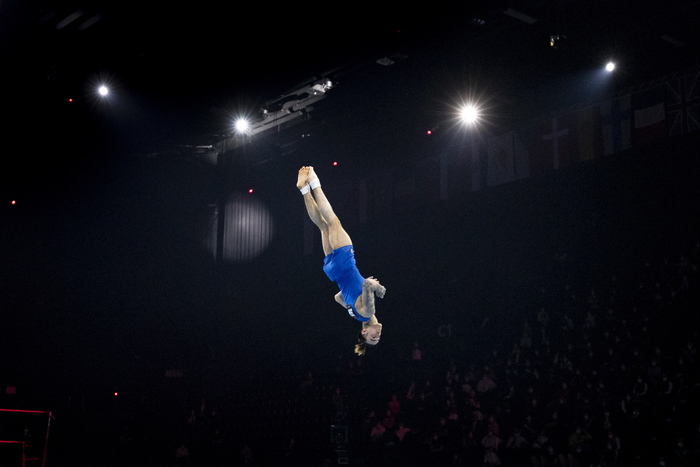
[364,277,386,298]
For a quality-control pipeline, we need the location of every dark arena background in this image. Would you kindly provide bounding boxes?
[1,1,700,466]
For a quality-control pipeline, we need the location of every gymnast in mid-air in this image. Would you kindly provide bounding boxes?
[297,166,386,356]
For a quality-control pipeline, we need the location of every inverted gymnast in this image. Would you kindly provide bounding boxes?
[297,166,386,356]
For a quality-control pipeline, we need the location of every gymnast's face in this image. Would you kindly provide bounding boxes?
[362,323,382,345]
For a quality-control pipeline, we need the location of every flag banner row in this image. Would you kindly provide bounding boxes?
[303,66,700,247]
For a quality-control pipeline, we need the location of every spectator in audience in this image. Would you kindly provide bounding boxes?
[382,408,396,431]
[412,341,423,361]
[482,429,502,452]
[673,438,691,467]
[239,443,254,466]
[395,422,411,442]
[506,427,531,464]
[387,394,401,417]
[600,430,621,465]
[483,447,502,466]
[477,372,497,394]
[175,442,190,465]
[429,431,447,464]
[568,426,593,456]
[370,419,386,442]
[284,436,302,467]
[486,414,500,438]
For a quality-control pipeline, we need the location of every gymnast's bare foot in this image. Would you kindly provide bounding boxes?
[297,166,310,190]
[307,166,320,185]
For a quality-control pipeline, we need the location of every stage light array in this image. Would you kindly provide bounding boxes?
[460,104,479,125]
[235,118,250,134]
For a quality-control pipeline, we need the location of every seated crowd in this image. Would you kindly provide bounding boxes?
[347,243,700,467]
[109,241,700,467]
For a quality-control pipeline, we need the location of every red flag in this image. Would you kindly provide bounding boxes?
[632,85,666,146]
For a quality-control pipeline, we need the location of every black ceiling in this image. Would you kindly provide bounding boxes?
[1,0,698,189]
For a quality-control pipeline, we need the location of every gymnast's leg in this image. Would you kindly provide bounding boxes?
[297,166,332,255]
[297,166,352,254]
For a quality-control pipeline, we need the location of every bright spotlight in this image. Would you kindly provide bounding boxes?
[605,62,615,72]
[460,104,479,125]
[235,118,250,134]
[98,85,109,96]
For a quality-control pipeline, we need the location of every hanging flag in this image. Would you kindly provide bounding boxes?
[575,104,604,161]
[513,130,530,180]
[632,85,666,146]
[487,132,516,187]
[514,122,538,178]
[528,114,575,175]
[442,146,472,197]
[470,136,488,191]
[600,94,632,156]
[665,69,700,136]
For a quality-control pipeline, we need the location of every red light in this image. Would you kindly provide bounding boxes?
[248,189,254,193]
[114,392,118,397]
[68,98,73,103]
[333,161,338,166]
[427,130,432,135]
[11,200,16,205]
